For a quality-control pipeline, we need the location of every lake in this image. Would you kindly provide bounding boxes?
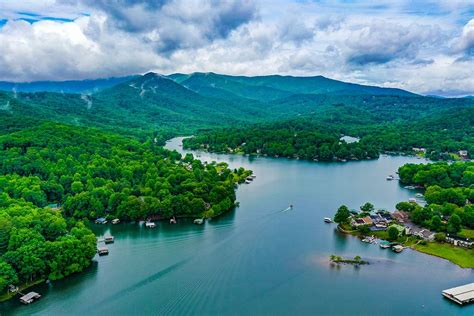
[2,137,473,315]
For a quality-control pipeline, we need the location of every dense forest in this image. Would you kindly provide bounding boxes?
[0,122,251,295]
[184,122,379,161]
[0,123,250,220]
[396,162,474,232]
[0,196,96,294]
[184,105,473,161]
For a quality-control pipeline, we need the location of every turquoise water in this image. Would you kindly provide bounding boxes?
[2,137,473,315]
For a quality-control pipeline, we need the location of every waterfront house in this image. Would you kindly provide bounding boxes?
[95,217,107,224]
[458,150,468,159]
[445,234,473,248]
[412,228,434,241]
[412,147,426,153]
[392,211,409,223]
[351,216,373,227]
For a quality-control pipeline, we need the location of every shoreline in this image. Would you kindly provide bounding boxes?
[336,224,474,269]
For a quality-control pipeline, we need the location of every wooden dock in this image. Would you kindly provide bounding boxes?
[19,292,41,304]
[442,283,474,305]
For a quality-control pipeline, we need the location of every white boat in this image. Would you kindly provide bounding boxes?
[324,217,332,223]
[386,175,395,180]
[194,218,204,225]
[145,221,156,228]
[409,198,417,203]
[245,180,252,184]
[104,236,114,244]
[111,219,120,224]
[170,217,177,224]
[415,193,424,198]
[392,245,404,253]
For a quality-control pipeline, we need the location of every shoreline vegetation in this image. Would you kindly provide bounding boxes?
[334,160,474,269]
[0,126,252,302]
[337,223,474,268]
[330,255,369,266]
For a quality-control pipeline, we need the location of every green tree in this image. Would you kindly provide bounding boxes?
[360,202,374,213]
[334,205,351,224]
[447,214,462,234]
[387,226,399,241]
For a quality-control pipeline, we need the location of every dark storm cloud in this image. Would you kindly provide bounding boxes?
[59,0,257,52]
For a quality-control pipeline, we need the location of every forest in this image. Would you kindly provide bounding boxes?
[0,122,250,295]
[184,106,473,162]
[396,162,474,232]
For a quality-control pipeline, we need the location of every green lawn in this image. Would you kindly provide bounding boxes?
[458,229,474,239]
[414,242,474,268]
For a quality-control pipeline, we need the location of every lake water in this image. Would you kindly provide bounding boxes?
[2,137,473,315]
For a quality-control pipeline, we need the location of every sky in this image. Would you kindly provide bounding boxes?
[0,0,473,96]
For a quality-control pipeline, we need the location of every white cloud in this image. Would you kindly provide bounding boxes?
[0,0,473,96]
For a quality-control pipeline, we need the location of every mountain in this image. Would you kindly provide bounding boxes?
[0,76,137,94]
[0,72,472,140]
[0,73,268,137]
[168,72,417,102]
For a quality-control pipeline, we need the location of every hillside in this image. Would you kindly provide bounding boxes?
[169,72,417,102]
[0,72,472,143]
[184,106,474,161]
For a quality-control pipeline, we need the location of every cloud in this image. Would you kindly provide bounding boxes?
[345,21,444,65]
[0,0,473,96]
[454,19,474,56]
[59,0,257,53]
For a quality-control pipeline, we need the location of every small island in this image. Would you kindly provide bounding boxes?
[330,255,369,266]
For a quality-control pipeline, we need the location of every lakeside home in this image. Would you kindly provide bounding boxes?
[446,234,473,248]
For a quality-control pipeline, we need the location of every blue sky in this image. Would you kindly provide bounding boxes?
[0,0,473,96]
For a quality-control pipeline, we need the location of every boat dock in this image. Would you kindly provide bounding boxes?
[442,283,474,305]
[19,292,41,304]
[97,247,109,256]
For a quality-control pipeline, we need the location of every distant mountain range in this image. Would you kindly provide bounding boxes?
[169,72,417,101]
[0,72,472,137]
[0,76,137,94]
[0,72,417,97]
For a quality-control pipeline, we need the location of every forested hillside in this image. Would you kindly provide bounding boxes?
[184,106,474,161]
[2,72,473,142]
[169,72,416,102]
[0,122,252,295]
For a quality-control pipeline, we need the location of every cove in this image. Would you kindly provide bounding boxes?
[1,137,473,315]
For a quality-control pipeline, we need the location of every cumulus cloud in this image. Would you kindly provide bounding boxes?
[0,0,473,96]
[454,19,474,57]
[345,21,444,66]
[59,0,257,52]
